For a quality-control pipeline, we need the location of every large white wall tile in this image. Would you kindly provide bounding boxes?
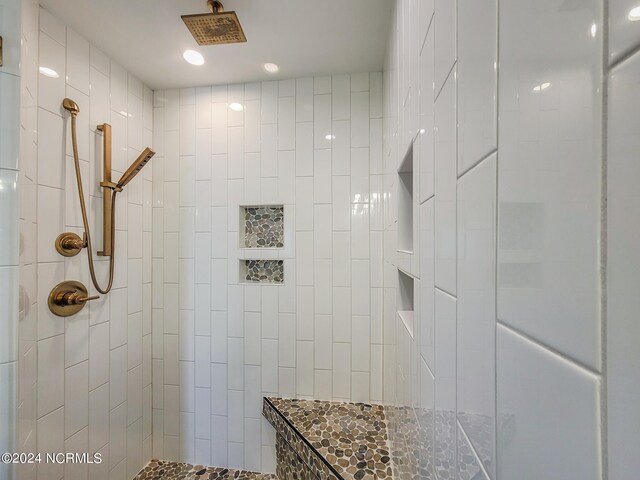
[497,325,600,479]
[66,28,90,95]
[0,169,19,265]
[434,289,456,480]
[433,0,456,94]
[457,0,497,174]
[457,154,496,476]
[607,51,640,478]
[497,0,602,369]
[0,74,20,171]
[38,31,66,115]
[434,68,456,295]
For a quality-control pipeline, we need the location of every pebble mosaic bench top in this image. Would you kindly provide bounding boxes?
[133,459,278,480]
[263,397,394,480]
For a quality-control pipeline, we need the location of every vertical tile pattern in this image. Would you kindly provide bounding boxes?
[7,1,617,479]
[16,7,154,479]
[14,3,39,479]
[154,73,382,471]
[383,0,604,478]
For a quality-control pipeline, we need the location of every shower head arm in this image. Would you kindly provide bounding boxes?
[207,0,224,13]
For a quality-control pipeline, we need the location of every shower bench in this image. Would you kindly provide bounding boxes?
[262,397,394,480]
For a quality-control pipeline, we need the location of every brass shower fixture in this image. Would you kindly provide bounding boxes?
[48,281,98,317]
[49,98,156,316]
[182,0,247,45]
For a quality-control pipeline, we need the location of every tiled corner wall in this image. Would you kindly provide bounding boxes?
[16,2,38,480]
[16,6,155,480]
[607,1,640,477]
[151,73,383,472]
[383,0,611,479]
[0,0,22,479]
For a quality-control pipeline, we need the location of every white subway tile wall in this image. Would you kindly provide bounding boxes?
[3,1,35,480]
[152,73,383,471]
[383,0,608,478]
[16,6,154,480]
[5,0,637,478]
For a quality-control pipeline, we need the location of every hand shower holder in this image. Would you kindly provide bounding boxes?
[55,232,87,257]
[96,123,115,256]
[59,97,155,300]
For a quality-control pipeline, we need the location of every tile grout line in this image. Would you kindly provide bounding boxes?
[434,285,456,301]
[457,418,491,480]
[600,0,610,478]
[494,0,501,476]
[457,148,498,181]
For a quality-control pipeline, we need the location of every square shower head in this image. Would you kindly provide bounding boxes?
[181,11,247,45]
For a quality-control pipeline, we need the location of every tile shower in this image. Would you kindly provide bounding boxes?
[1,0,638,479]
[151,71,383,472]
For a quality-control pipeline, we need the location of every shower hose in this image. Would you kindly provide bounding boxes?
[69,112,118,295]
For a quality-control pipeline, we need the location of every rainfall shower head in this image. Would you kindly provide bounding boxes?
[182,0,247,46]
[117,147,155,189]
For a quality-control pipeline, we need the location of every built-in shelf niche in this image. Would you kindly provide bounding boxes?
[397,269,415,338]
[240,205,284,248]
[239,259,284,284]
[398,144,414,253]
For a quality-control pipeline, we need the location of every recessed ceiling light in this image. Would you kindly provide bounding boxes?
[183,50,205,66]
[325,134,335,140]
[263,63,279,73]
[229,102,244,112]
[532,82,551,92]
[629,5,640,20]
[590,23,597,37]
[39,66,59,78]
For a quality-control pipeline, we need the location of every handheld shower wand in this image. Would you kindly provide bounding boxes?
[62,98,155,294]
[117,148,155,189]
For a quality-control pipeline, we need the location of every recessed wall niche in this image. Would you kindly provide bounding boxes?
[398,144,414,253]
[398,269,415,338]
[240,205,284,248]
[240,260,284,284]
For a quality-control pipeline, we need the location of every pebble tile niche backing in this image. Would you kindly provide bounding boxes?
[242,206,284,248]
[244,259,284,284]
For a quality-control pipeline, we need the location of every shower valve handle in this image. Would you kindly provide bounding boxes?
[56,290,99,306]
[48,281,99,317]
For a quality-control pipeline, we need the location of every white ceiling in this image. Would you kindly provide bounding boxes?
[39,0,392,90]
